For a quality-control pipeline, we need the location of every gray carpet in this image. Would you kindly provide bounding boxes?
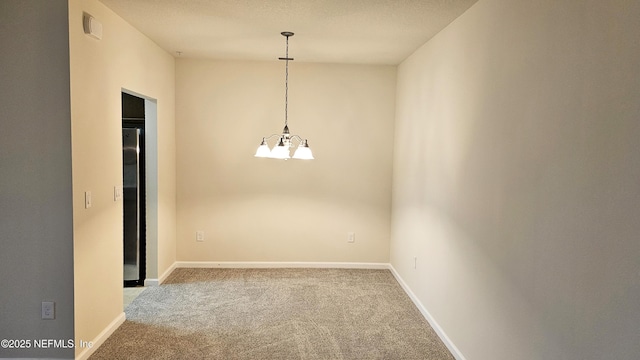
[90,268,454,360]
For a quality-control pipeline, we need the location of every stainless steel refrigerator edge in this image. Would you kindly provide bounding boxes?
[123,128,142,284]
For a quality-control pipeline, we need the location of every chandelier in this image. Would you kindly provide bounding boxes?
[254,32,314,160]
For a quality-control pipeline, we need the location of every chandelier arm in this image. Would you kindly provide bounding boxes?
[260,134,283,145]
[289,134,304,143]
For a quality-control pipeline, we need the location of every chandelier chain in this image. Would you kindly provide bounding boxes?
[284,35,289,127]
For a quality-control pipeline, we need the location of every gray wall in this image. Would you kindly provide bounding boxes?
[0,0,75,358]
[391,0,640,359]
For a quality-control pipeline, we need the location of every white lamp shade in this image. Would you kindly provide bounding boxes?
[292,145,314,160]
[254,144,271,157]
[270,145,290,159]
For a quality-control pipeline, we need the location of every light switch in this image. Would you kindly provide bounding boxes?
[114,186,122,201]
[85,191,92,209]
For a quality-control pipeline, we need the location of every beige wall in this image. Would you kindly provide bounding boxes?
[176,60,395,263]
[0,1,74,358]
[68,0,176,354]
[391,0,640,359]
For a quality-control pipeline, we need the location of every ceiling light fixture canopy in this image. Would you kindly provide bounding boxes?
[255,32,314,160]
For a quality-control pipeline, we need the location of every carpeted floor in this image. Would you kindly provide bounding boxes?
[90,268,454,360]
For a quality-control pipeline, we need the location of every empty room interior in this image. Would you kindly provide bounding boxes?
[1,0,639,359]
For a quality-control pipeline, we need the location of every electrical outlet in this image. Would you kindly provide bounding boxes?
[196,231,205,242]
[347,232,355,243]
[42,301,55,320]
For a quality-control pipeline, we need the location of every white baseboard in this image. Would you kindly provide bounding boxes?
[143,278,159,286]
[75,312,125,360]
[387,264,466,360]
[144,261,177,286]
[174,261,389,269]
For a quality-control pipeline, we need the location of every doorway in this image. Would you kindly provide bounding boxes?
[122,92,146,287]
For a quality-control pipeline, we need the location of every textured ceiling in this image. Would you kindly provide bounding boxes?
[99,0,478,65]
